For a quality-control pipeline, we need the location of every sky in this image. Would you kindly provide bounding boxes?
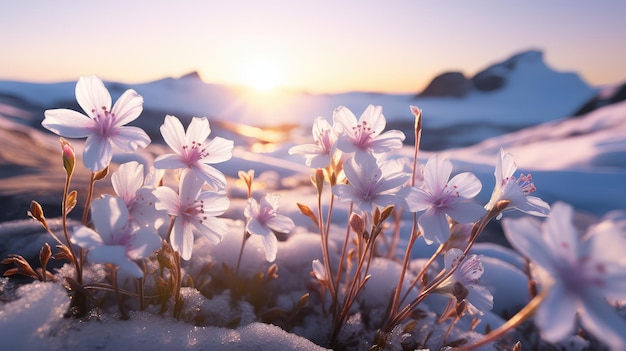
[1,0,626,94]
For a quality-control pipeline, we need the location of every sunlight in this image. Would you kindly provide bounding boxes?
[244,59,282,93]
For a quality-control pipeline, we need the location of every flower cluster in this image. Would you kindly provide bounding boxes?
[3,76,623,351]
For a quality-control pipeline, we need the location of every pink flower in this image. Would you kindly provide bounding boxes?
[289,116,339,168]
[333,154,409,212]
[154,172,229,260]
[334,105,405,163]
[486,148,550,217]
[244,194,295,262]
[503,202,626,349]
[434,248,493,315]
[42,76,150,172]
[111,161,164,229]
[154,115,233,190]
[72,195,161,278]
[405,155,486,244]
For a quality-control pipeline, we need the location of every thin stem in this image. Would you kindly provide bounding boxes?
[81,172,97,225]
[334,202,353,297]
[399,243,444,306]
[109,265,129,320]
[453,289,548,351]
[234,227,250,278]
[62,169,82,284]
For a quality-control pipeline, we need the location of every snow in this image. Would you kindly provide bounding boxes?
[0,50,625,350]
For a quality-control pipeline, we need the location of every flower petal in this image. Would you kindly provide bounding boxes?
[446,201,486,223]
[42,109,94,137]
[75,76,112,116]
[111,89,143,126]
[202,137,234,164]
[267,214,295,233]
[71,225,104,249]
[187,117,211,144]
[332,105,357,133]
[424,155,452,194]
[578,291,626,350]
[261,232,278,262]
[247,218,272,237]
[83,135,113,172]
[160,115,186,154]
[154,154,188,170]
[535,284,577,343]
[111,161,144,204]
[172,217,194,260]
[193,217,226,244]
[502,216,557,275]
[419,208,450,244]
[153,186,179,215]
[91,195,129,243]
[110,126,151,152]
[194,162,227,190]
[88,245,143,279]
[448,172,482,199]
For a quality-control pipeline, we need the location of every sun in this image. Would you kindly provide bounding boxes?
[245,60,282,93]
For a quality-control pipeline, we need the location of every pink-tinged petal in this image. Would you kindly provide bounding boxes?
[308,154,333,169]
[75,76,112,116]
[111,89,143,126]
[193,162,227,190]
[496,148,517,181]
[83,135,113,172]
[359,105,385,136]
[172,218,194,260]
[502,216,557,276]
[332,105,357,132]
[373,194,404,209]
[153,186,180,214]
[262,194,281,211]
[261,232,278,262]
[160,115,186,154]
[42,109,94,137]
[517,196,550,217]
[88,245,143,278]
[193,217,226,244]
[369,130,406,152]
[110,126,151,152]
[91,195,129,243]
[178,171,204,205]
[244,198,260,219]
[448,172,482,199]
[419,208,450,244]
[71,225,104,249]
[266,215,295,233]
[202,137,234,163]
[197,191,230,216]
[403,187,432,212]
[288,143,323,156]
[335,136,358,154]
[424,155,453,194]
[126,228,162,260]
[578,291,626,350]
[312,116,333,141]
[543,202,578,261]
[112,161,144,204]
[444,248,464,271]
[187,117,211,144]
[154,154,187,169]
[247,218,272,237]
[535,284,578,343]
[446,201,486,223]
[467,284,494,313]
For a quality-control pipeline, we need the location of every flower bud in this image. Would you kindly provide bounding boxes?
[60,138,75,177]
[28,200,49,231]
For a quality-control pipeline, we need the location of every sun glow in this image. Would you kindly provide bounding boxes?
[244,60,282,93]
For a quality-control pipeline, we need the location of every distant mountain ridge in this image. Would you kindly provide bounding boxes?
[419,50,591,98]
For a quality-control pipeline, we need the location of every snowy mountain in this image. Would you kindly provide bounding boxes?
[0,50,597,151]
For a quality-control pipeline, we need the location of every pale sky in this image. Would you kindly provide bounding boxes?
[1,0,626,94]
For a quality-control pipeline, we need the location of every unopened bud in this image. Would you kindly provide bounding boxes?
[349,213,366,235]
[28,201,49,231]
[93,166,109,181]
[60,138,75,177]
[410,105,422,131]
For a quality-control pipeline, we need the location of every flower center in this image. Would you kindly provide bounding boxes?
[184,199,208,224]
[502,174,536,195]
[91,106,117,137]
[182,140,209,165]
[351,120,374,148]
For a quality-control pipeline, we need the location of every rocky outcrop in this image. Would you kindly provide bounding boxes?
[573,81,626,116]
[419,71,471,97]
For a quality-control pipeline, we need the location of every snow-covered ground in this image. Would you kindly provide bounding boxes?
[0,51,624,350]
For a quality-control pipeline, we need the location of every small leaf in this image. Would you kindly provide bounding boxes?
[27,201,49,231]
[40,243,52,271]
[66,190,78,214]
[380,205,394,222]
[54,245,73,261]
[296,203,318,227]
[296,293,309,310]
[93,166,109,181]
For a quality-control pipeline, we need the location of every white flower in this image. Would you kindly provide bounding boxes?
[42,76,150,172]
[404,155,486,244]
[333,154,409,212]
[333,105,405,163]
[289,116,339,168]
[486,148,550,217]
[244,194,295,262]
[311,259,326,282]
[503,202,626,349]
[154,172,229,260]
[154,115,233,190]
[72,195,161,278]
[435,248,494,315]
[111,161,164,228]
